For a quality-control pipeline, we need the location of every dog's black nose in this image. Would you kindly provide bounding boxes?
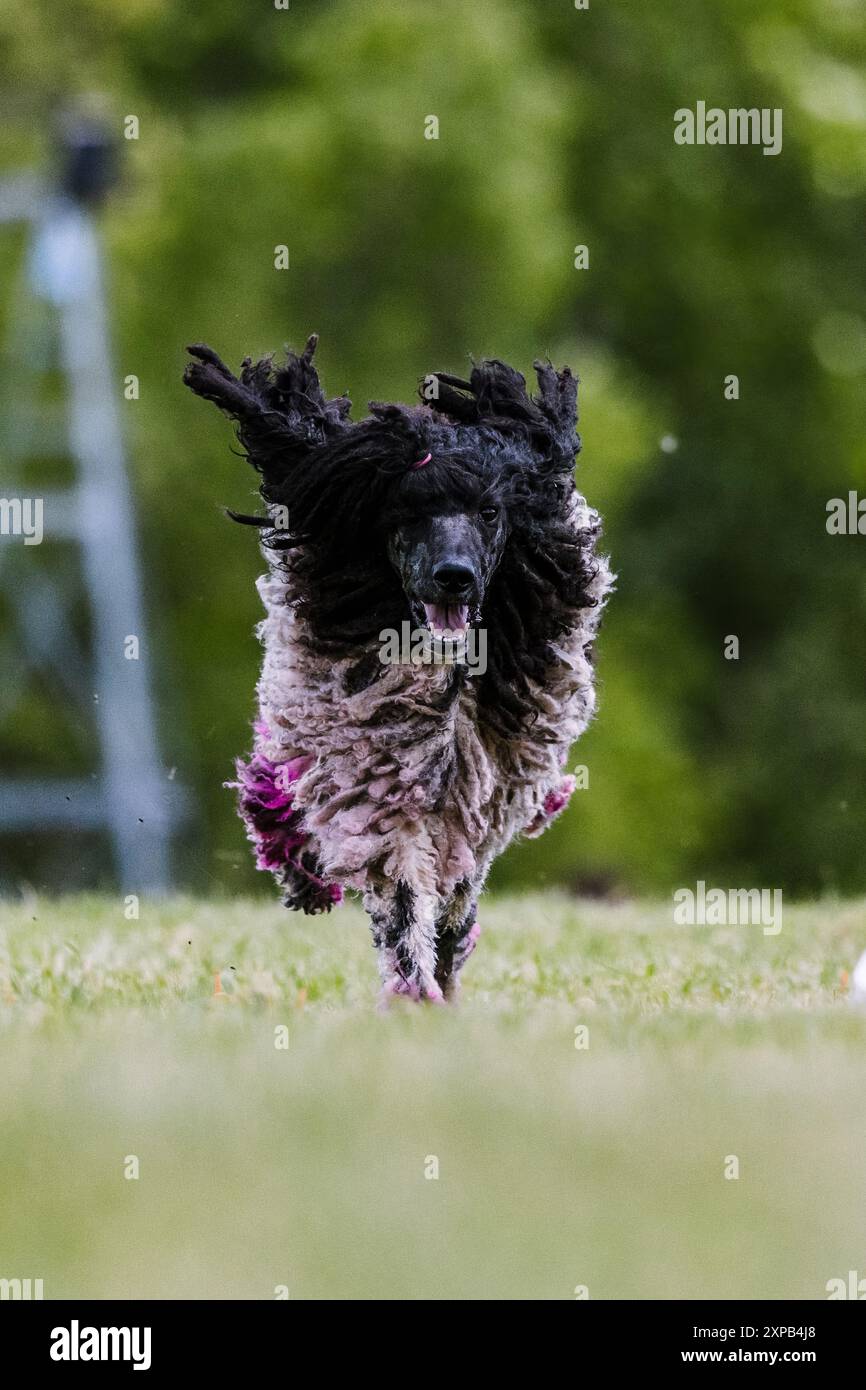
[432,561,475,594]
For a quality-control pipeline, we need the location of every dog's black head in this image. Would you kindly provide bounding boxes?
[381,447,510,639]
[184,337,603,734]
[387,509,502,639]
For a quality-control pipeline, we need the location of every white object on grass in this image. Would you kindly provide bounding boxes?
[850,950,866,1005]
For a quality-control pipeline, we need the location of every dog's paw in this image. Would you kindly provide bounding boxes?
[524,775,576,839]
[378,973,445,1008]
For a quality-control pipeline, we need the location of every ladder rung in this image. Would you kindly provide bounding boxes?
[0,778,112,828]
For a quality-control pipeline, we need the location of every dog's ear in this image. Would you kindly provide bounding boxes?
[422,356,580,469]
[183,335,351,485]
[531,359,580,463]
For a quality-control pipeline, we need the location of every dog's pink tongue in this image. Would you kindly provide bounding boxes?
[423,602,469,634]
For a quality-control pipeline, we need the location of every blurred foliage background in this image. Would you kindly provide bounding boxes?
[1,0,865,898]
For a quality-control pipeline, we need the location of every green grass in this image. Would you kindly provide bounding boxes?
[1,893,865,1300]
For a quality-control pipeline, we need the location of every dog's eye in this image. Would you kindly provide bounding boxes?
[479,506,498,523]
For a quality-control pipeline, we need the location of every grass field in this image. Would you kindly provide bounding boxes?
[1,892,865,1300]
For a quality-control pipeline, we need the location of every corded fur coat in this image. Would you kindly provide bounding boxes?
[184,336,612,1002]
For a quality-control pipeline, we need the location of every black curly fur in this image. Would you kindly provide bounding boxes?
[184,335,603,739]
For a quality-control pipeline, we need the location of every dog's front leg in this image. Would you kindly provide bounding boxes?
[364,876,443,1004]
[434,877,482,999]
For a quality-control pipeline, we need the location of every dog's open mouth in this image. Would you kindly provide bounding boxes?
[422,602,470,639]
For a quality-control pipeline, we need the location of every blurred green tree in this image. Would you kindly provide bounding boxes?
[0,0,864,896]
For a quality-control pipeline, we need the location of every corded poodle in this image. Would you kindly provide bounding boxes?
[184,336,612,1003]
